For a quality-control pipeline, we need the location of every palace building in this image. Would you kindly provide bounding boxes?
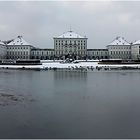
[131,40,140,60]
[106,36,131,59]
[6,36,34,59]
[30,48,54,60]
[53,30,87,60]
[0,41,6,59]
[87,49,109,59]
[1,32,140,60]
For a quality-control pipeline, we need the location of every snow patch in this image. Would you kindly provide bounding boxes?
[107,36,130,46]
[56,31,86,38]
[7,36,31,46]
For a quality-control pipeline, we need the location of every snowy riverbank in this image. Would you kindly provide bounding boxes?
[0,61,140,70]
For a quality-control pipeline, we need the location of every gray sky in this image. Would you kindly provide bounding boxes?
[0,1,140,48]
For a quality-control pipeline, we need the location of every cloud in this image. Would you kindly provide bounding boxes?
[0,1,140,48]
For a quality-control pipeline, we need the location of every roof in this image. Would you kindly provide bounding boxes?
[107,36,130,46]
[133,40,140,45]
[0,41,5,45]
[3,39,13,44]
[55,31,86,39]
[7,36,31,46]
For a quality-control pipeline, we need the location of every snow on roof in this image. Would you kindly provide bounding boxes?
[55,31,86,38]
[8,36,31,46]
[0,41,5,45]
[107,36,130,46]
[133,40,140,45]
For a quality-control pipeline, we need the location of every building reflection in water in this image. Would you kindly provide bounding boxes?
[53,70,87,81]
[53,71,88,101]
[53,70,88,95]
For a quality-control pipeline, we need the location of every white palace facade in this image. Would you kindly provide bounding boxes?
[53,30,87,60]
[6,36,34,59]
[106,36,131,59]
[0,41,6,59]
[0,31,140,60]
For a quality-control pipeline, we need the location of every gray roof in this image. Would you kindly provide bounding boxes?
[107,36,130,46]
[55,31,86,39]
[8,36,31,46]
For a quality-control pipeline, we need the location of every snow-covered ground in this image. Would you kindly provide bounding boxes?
[42,62,140,69]
[42,62,99,68]
[0,61,140,70]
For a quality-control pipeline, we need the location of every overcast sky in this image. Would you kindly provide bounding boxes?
[0,1,140,48]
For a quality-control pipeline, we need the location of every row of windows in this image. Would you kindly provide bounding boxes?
[8,46,29,50]
[7,51,29,55]
[110,55,131,58]
[32,51,54,55]
[110,51,131,55]
[55,51,86,55]
[88,56,108,59]
[88,52,108,55]
[55,50,77,53]
[55,49,86,52]
[8,56,29,59]
[109,46,131,49]
[55,40,86,43]
[56,43,86,46]
[55,46,86,50]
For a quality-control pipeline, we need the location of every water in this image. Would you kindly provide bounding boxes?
[0,70,140,138]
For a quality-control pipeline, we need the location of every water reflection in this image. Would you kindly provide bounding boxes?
[53,70,87,96]
[0,70,140,138]
[54,70,87,80]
